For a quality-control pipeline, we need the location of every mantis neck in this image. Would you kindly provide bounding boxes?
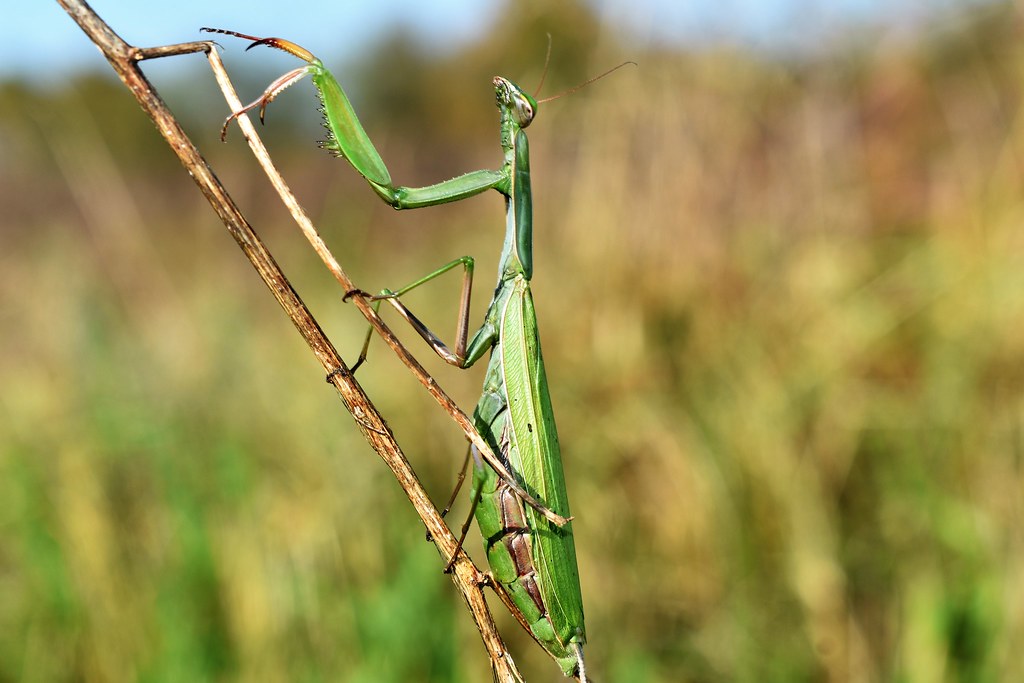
[497,115,533,284]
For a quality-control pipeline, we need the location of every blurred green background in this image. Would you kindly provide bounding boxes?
[3,1,1023,681]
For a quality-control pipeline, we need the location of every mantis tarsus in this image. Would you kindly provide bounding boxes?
[201,28,625,681]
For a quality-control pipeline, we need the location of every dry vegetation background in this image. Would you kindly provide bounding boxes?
[2,2,1023,681]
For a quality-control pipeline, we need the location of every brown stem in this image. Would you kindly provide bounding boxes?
[55,1,523,681]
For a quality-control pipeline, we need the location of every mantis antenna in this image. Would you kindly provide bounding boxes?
[536,59,638,104]
[533,34,554,99]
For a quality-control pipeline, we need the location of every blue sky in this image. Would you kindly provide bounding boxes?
[4,1,992,83]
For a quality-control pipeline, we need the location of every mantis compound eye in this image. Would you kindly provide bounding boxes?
[493,76,537,128]
[514,98,535,127]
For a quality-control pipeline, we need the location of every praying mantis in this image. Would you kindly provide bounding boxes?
[201,28,622,681]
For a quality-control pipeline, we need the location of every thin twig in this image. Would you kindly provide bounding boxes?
[131,41,212,61]
[55,2,523,681]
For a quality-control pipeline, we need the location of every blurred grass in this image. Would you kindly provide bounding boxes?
[3,1,1024,681]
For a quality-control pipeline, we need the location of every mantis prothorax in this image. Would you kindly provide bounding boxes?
[201,27,631,681]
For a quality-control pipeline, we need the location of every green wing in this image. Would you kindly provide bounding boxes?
[500,277,585,646]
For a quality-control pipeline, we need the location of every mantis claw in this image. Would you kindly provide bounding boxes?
[244,38,276,52]
[342,288,371,302]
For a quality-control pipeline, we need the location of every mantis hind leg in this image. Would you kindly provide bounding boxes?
[440,445,473,519]
[443,444,486,573]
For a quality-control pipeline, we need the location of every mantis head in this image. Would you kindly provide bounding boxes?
[493,77,537,129]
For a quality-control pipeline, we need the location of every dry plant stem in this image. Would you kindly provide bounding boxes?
[206,44,567,529]
[56,2,523,681]
[132,41,213,60]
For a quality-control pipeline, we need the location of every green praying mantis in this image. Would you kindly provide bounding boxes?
[202,28,628,681]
